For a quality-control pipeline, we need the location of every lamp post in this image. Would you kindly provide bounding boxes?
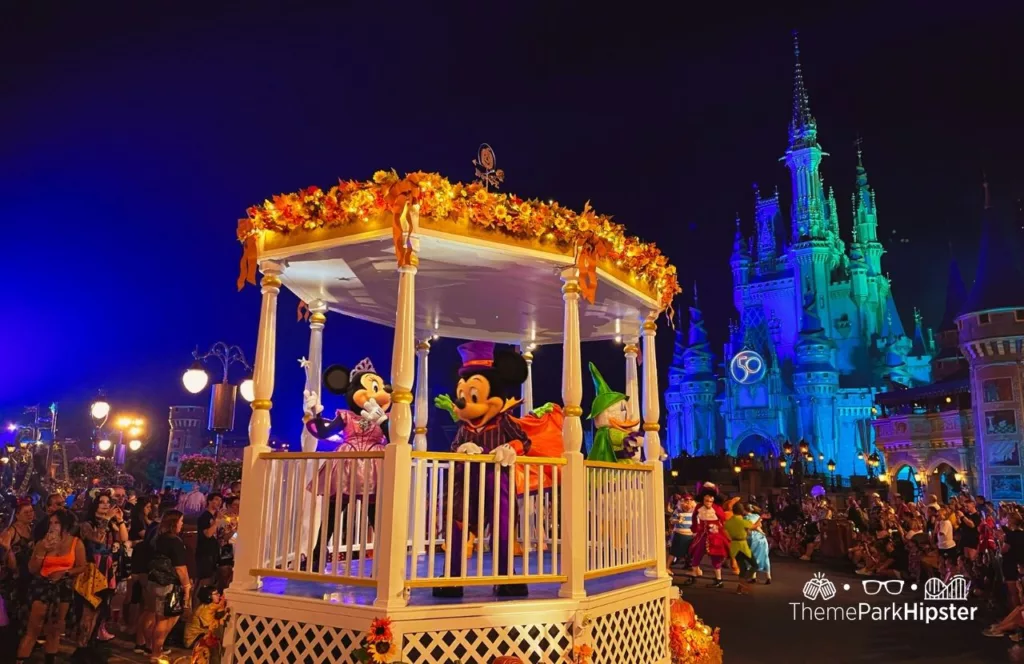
[827,459,836,490]
[915,471,927,500]
[90,401,145,468]
[867,451,880,483]
[798,439,810,474]
[182,343,254,462]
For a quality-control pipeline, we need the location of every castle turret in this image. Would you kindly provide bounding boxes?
[793,289,839,461]
[730,215,751,293]
[678,285,718,456]
[784,32,828,242]
[754,185,780,275]
[853,143,883,276]
[958,181,1024,499]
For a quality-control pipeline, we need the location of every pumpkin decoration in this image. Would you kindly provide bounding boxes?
[671,598,696,630]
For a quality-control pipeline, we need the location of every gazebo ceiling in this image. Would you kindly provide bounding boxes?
[271,228,655,345]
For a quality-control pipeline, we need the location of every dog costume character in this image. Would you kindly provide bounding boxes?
[432,341,545,598]
[302,358,391,568]
[585,362,641,464]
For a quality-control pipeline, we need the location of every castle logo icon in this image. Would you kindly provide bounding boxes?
[924,575,970,601]
[802,572,837,601]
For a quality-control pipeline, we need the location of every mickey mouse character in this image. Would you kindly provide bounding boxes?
[433,341,532,598]
[302,358,391,570]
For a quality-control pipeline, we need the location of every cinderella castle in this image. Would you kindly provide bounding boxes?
[665,35,934,478]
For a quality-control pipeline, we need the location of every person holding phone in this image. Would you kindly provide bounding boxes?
[15,509,86,664]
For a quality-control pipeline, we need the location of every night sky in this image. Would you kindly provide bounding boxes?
[3,2,1023,448]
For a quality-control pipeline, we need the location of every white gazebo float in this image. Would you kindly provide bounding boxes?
[225,168,689,664]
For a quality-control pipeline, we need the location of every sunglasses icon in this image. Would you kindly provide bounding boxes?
[862,579,904,596]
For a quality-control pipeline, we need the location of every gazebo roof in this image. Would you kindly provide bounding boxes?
[237,171,680,345]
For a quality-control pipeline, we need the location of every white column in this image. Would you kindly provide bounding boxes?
[300,300,328,452]
[559,267,586,599]
[641,312,669,579]
[624,339,640,423]
[410,339,430,558]
[520,345,535,414]
[375,205,418,608]
[298,300,328,556]
[231,261,282,591]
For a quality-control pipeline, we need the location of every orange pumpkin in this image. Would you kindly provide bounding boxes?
[493,658,524,664]
[671,599,696,630]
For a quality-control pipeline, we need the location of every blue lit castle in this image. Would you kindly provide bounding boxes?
[666,35,934,477]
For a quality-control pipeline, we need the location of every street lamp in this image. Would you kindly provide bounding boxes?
[98,439,112,452]
[868,452,880,482]
[128,439,142,451]
[90,400,110,423]
[827,459,836,489]
[183,342,254,462]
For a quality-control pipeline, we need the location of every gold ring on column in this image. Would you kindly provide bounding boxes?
[392,390,414,404]
[522,352,533,361]
[642,423,660,432]
[261,275,282,288]
[414,427,428,435]
[562,282,580,295]
[310,312,327,324]
[623,344,639,354]
[251,399,273,410]
[642,321,657,331]
[416,341,431,351]
[564,405,584,417]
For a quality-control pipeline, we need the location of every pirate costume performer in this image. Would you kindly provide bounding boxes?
[683,482,729,588]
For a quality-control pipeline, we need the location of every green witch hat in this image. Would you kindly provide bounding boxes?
[588,361,628,419]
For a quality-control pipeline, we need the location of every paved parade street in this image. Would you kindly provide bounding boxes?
[677,557,1009,664]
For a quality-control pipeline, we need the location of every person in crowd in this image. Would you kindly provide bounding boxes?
[183,585,227,649]
[195,493,224,597]
[1,499,37,655]
[934,506,958,572]
[667,494,695,569]
[32,494,69,543]
[1004,514,1024,609]
[75,491,129,644]
[137,510,191,658]
[125,495,160,635]
[15,509,86,664]
[955,499,981,562]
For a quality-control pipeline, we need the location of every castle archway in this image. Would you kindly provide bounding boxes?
[929,462,961,503]
[893,464,919,503]
[733,433,777,459]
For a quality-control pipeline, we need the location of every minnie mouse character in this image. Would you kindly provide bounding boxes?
[303,358,391,570]
[433,341,531,598]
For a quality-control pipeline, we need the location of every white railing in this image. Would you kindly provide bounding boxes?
[254,451,384,586]
[584,460,655,579]
[406,451,565,588]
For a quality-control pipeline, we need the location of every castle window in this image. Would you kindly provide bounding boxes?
[979,313,991,325]
[1016,310,1024,322]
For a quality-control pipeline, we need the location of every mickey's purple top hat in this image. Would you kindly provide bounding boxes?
[457,341,496,377]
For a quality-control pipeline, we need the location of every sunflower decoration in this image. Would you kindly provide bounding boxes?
[353,617,406,664]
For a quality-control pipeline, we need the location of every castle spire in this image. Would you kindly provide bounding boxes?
[789,31,816,148]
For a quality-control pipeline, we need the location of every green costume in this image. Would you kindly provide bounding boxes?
[585,362,638,464]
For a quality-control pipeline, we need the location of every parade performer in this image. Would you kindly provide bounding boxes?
[724,503,760,593]
[683,482,728,588]
[303,359,391,569]
[432,342,537,598]
[584,362,642,464]
[745,505,771,584]
[722,496,742,575]
[668,493,696,568]
[435,358,564,561]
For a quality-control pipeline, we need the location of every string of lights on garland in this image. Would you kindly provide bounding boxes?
[235,170,680,314]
